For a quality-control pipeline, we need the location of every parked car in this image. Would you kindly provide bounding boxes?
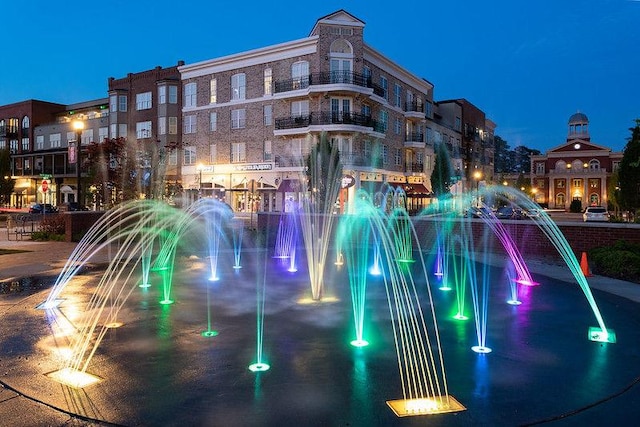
[524,208,541,218]
[465,206,493,218]
[28,203,58,214]
[495,206,523,220]
[59,202,89,211]
[583,206,609,222]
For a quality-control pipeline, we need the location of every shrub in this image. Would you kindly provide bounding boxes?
[589,241,640,283]
[39,214,66,234]
[569,199,582,213]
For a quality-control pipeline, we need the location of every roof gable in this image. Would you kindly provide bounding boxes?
[548,139,610,153]
[309,10,365,35]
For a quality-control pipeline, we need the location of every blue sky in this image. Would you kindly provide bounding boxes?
[1,0,638,152]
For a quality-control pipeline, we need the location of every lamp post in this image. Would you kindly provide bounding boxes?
[473,170,482,207]
[72,120,84,207]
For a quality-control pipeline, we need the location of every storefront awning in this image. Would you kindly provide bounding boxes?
[277,179,304,193]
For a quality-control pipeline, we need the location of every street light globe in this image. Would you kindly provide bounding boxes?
[73,120,84,131]
[473,171,482,180]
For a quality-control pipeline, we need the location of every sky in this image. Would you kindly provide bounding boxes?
[1,0,638,153]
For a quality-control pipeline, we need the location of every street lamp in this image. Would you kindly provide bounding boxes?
[72,120,84,207]
[473,170,482,207]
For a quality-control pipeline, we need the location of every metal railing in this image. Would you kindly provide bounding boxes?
[274,71,386,97]
[275,111,382,131]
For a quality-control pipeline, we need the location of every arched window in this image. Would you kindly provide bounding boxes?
[589,159,600,170]
[571,159,583,170]
[555,193,565,208]
[21,116,30,130]
[329,39,353,84]
[555,160,566,171]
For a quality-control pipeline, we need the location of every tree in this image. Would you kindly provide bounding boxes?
[430,141,453,198]
[493,135,512,173]
[513,145,540,174]
[86,137,137,207]
[0,148,14,206]
[607,169,621,217]
[618,119,640,214]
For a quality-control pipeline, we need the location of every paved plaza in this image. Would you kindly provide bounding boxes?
[2,232,640,426]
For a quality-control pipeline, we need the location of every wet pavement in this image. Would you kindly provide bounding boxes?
[1,231,640,426]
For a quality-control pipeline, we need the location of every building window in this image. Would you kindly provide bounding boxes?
[9,140,18,154]
[210,144,217,163]
[291,100,309,117]
[556,193,565,206]
[210,78,217,104]
[159,117,167,135]
[380,76,388,100]
[183,146,196,165]
[168,150,177,166]
[136,122,152,139]
[573,179,582,188]
[231,109,246,129]
[454,116,461,131]
[168,117,178,135]
[361,104,371,117]
[364,140,371,157]
[118,95,127,112]
[22,116,30,129]
[136,92,152,110]
[210,112,217,131]
[231,73,246,100]
[158,86,167,104]
[382,144,389,165]
[291,61,309,89]
[394,118,401,135]
[536,163,545,174]
[264,140,272,161]
[394,83,401,107]
[49,133,62,148]
[394,148,402,166]
[363,66,371,83]
[109,124,117,138]
[184,115,196,134]
[21,137,29,151]
[537,179,545,189]
[379,110,388,133]
[589,179,599,188]
[264,68,272,95]
[232,142,246,163]
[184,82,197,107]
[589,159,600,170]
[110,95,117,112]
[264,105,272,126]
[169,86,178,104]
[99,127,108,142]
[424,154,431,171]
[612,161,620,171]
[36,135,44,150]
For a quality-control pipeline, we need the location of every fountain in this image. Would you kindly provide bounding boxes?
[35,137,617,423]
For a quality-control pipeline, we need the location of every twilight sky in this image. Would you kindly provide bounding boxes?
[1,0,638,153]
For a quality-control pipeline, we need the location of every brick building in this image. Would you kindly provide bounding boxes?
[178,10,471,213]
[530,112,622,209]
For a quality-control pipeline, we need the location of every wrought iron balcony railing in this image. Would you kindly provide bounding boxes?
[274,71,386,97]
[275,111,382,131]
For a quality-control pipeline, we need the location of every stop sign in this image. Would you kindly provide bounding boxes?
[42,180,48,192]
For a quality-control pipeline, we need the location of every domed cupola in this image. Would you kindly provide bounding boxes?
[567,111,590,141]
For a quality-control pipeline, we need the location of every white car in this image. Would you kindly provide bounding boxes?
[583,206,609,222]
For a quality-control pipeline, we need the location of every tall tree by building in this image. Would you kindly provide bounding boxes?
[430,141,453,198]
[493,135,512,173]
[618,119,640,214]
[0,148,14,206]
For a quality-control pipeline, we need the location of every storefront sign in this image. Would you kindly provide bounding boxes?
[341,174,356,188]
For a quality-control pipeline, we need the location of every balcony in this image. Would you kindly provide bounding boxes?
[404,101,425,119]
[404,132,425,149]
[275,111,383,134]
[274,71,385,97]
[405,162,424,173]
[341,152,383,168]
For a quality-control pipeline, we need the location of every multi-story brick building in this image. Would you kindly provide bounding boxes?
[530,112,622,209]
[178,10,453,213]
[3,10,495,214]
